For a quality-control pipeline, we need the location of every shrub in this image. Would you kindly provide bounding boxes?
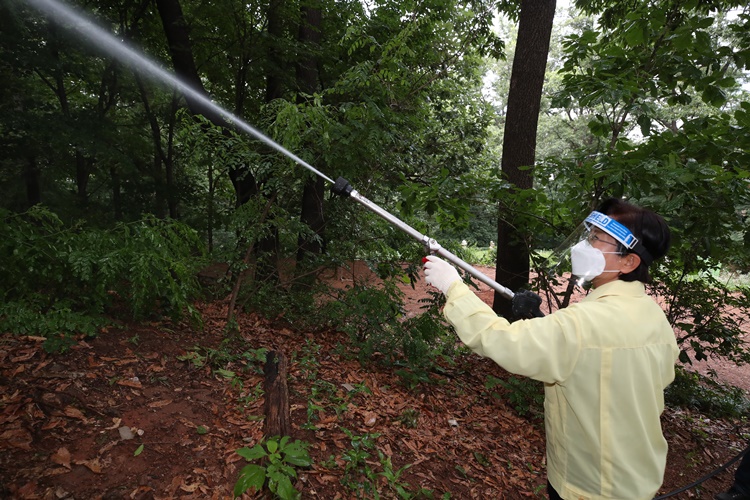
[0,207,205,350]
[665,366,750,419]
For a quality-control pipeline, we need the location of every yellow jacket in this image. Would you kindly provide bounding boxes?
[443,279,679,500]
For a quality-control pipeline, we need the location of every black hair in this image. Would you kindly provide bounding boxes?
[595,198,671,283]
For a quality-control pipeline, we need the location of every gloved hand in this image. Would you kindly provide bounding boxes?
[423,255,461,294]
[512,289,545,319]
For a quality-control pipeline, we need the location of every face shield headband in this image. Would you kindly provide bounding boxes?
[544,211,654,287]
[584,212,653,266]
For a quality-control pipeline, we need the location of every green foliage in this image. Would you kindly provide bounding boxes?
[322,281,406,365]
[333,427,428,499]
[234,436,312,499]
[318,272,457,387]
[453,244,497,267]
[0,206,205,351]
[338,428,380,496]
[516,3,750,369]
[665,367,750,419]
[486,375,545,421]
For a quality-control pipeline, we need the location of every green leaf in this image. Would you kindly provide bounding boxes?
[134,444,144,456]
[196,425,208,435]
[236,444,268,461]
[215,368,236,379]
[266,439,279,454]
[623,21,644,46]
[702,85,727,107]
[283,442,313,467]
[273,474,297,500]
[233,464,266,497]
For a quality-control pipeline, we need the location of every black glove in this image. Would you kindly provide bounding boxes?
[512,289,545,319]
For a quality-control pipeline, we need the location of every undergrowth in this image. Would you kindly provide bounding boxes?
[665,366,750,419]
[1,206,206,352]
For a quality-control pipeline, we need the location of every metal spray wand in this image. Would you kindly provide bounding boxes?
[331,178,514,299]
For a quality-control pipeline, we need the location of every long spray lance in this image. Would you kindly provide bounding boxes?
[331,178,514,299]
[25,0,515,300]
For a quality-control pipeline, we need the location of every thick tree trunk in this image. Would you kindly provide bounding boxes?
[494,0,556,319]
[296,1,325,263]
[265,0,286,103]
[251,0,289,284]
[297,176,325,262]
[263,351,290,438]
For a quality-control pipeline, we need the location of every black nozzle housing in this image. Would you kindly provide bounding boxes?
[332,176,354,197]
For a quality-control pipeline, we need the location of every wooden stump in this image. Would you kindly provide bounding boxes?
[263,350,290,438]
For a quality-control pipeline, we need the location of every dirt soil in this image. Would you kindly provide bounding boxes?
[1,262,749,500]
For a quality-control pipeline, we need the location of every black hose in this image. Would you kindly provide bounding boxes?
[654,441,750,499]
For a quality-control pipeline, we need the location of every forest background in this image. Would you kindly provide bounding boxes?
[1,0,750,497]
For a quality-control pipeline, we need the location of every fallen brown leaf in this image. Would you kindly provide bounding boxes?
[117,378,143,389]
[148,399,173,408]
[0,428,33,450]
[51,447,71,469]
[74,458,104,474]
[63,406,87,420]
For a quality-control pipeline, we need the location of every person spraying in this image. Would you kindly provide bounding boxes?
[423,198,678,500]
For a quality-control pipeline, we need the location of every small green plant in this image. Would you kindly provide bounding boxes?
[215,368,243,390]
[339,428,381,495]
[376,450,413,498]
[397,408,420,429]
[234,436,312,499]
[177,350,206,368]
[295,339,322,380]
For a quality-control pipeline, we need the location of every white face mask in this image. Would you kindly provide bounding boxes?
[570,239,620,282]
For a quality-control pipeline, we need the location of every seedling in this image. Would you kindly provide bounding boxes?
[234,436,312,499]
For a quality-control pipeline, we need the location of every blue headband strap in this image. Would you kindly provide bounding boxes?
[585,211,638,248]
[584,211,654,266]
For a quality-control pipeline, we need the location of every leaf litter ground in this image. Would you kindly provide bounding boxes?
[1,264,749,499]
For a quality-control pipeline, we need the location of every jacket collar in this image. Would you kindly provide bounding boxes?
[582,279,646,302]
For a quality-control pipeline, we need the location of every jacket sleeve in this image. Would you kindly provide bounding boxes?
[443,282,583,384]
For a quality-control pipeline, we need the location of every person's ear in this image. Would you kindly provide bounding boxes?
[621,253,641,274]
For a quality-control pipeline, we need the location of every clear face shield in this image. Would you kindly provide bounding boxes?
[546,211,640,287]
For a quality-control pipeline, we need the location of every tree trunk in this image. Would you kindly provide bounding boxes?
[297,176,325,261]
[493,0,556,319]
[263,351,291,438]
[155,0,257,206]
[265,0,286,104]
[48,24,91,211]
[24,156,41,208]
[296,1,325,263]
[251,0,289,284]
[75,152,90,209]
